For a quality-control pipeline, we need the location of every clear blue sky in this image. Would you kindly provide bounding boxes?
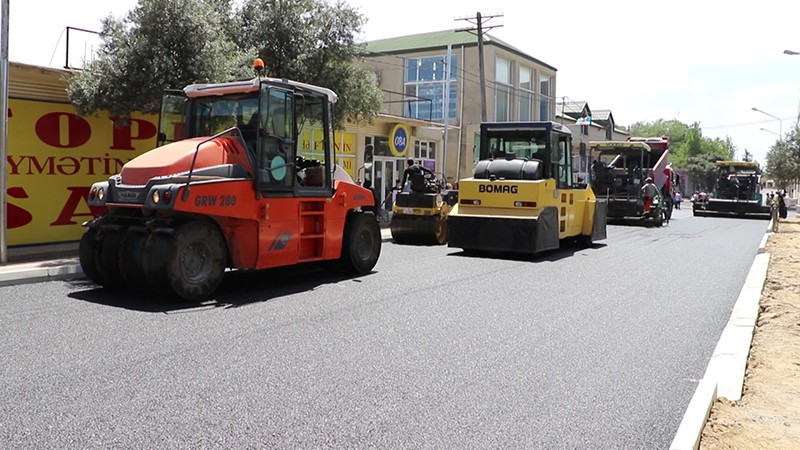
[7,0,800,164]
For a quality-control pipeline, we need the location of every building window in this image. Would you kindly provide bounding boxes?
[539,74,551,121]
[518,66,533,121]
[494,57,512,121]
[404,55,458,121]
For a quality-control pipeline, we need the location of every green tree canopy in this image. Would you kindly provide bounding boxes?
[628,119,734,169]
[67,0,248,118]
[765,127,800,189]
[67,0,382,128]
[236,0,382,127]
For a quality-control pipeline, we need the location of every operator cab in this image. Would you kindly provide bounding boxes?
[156,75,339,198]
[474,121,573,187]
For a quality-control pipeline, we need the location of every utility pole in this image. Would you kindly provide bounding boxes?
[442,44,452,178]
[456,12,503,123]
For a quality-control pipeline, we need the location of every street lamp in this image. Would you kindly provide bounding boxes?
[752,107,783,137]
[760,127,779,136]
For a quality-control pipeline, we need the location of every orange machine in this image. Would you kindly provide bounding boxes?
[80,65,381,301]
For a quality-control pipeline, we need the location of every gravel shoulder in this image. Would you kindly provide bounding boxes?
[700,217,800,449]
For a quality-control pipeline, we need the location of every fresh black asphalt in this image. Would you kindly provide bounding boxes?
[0,207,766,449]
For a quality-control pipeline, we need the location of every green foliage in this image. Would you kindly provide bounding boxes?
[236,0,382,127]
[628,119,734,169]
[67,0,248,118]
[67,0,382,129]
[765,127,800,189]
[684,153,728,192]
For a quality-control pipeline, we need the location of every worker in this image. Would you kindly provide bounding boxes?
[778,190,788,219]
[641,177,658,212]
[401,157,434,189]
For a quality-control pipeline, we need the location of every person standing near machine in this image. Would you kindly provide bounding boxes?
[401,157,434,190]
[641,177,658,212]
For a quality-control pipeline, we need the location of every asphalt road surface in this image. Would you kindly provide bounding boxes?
[0,207,767,449]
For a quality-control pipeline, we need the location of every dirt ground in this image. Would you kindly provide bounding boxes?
[699,218,800,449]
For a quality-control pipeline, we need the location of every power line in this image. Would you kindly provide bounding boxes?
[702,116,796,130]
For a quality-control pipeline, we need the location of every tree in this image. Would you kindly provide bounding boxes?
[236,0,382,127]
[685,153,728,192]
[766,128,800,189]
[628,119,734,169]
[67,0,383,129]
[67,0,248,118]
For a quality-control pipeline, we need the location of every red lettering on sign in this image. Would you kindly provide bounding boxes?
[35,112,91,148]
[7,187,33,229]
[50,186,97,226]
[109,117,157,150]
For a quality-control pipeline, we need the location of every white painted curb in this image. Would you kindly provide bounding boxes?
[0,263,82,287]
[707,252,769,401]
[670,377,718,450]
[670,246,771,449]
[758,232,770,254]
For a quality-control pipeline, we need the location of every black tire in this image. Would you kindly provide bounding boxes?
[119,230,153,293]
[79,227,103,286]
[654,209,664,227]
[341,213,381,274]
[96,227,126,288]
[163,221,228,301]
[434,216,447,245]
[142,232,175,297]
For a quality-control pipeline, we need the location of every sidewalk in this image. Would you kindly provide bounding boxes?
[0,227,395,287]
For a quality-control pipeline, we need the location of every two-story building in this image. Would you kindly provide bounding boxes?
[360,29,558,197]
[555,101,630,179]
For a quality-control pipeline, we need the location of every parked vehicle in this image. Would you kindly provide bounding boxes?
[589,138,678,227]
[447,121,607,255]
[693,161,771,220]
[79,60,382,301]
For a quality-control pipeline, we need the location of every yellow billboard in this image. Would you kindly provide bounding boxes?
[299,129,357,178]
[6,98,158,246]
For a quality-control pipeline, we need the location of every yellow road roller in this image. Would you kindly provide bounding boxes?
[447,121,607,255]
[391,172,458,245]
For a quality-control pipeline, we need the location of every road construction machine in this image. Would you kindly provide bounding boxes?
[79,62,382,301]
[692,161,771,219]
[589,139,678,227]
[390,170,458,245]
[447,121,607,255]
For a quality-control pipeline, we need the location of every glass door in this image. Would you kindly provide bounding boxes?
[373,158,397,209]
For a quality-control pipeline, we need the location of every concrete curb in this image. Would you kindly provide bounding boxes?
[670,377,718,450]
[0,262,83,287]
[707,252,769,401]
[758,232,770,254]
[670,247,771,449]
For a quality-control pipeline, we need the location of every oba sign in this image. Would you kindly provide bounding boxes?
[6,98,157,246]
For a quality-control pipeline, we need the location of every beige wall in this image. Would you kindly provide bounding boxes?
[362,42,558,182]
[10,62,70,101]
